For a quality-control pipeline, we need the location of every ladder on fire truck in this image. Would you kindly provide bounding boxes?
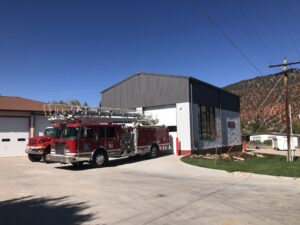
[43,104,158,125]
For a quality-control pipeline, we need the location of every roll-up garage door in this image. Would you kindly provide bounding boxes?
[144,105,177,154]
[34,115,51,137]
[0,117,29,157]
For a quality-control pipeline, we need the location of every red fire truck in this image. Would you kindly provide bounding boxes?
[44,105,170,167]
[25,124,62,162]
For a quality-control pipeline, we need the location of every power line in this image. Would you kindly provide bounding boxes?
[253,0,286,57]
[229,0,270,65]
[269,58,300,162]
[254,87,285,135]
[256,73,284,112]
[234,0,277,63]
[191,0,292,142]
[276,0,300,59]
[192,0,264,76]
[225,72,286,153]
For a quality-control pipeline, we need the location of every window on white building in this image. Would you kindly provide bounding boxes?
[199,105,216,139]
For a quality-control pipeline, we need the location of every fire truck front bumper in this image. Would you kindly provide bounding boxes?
[25,148,44,155]
[46,154,88,164]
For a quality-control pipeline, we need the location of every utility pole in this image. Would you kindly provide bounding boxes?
[269,58,300,162]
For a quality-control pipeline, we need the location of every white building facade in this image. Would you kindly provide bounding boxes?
[101,73,241,155]
[0,96,51,157]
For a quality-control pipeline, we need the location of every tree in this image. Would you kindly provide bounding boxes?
[69,99,81,106]
[49,100,67,105]
[251,119,268,134]
[240,119,250,135]
[50,99,80,105]
[292,122,300,134]
[58,100,68,105]
[49,99,90,106]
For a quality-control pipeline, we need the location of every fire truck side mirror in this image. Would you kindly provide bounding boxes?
[94,133,98,142]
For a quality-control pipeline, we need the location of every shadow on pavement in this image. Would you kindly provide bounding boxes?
[55,150,173,171]
[108,150,173,167]
[0,196,95,225]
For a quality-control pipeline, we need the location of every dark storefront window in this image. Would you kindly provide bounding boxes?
[199,105,216,139]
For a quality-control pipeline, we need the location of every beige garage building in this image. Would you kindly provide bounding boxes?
[0,96,51,157]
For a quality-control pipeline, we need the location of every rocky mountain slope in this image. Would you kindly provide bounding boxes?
[224,69,300,134]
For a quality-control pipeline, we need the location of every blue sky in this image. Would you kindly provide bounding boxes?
[1,0,300,106]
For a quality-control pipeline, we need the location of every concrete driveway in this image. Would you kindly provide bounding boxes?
[0,153,299,225]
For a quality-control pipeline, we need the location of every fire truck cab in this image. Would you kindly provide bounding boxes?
[26,124,62,162]
[46,120,170,167]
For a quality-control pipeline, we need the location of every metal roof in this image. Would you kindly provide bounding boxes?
[101,72,189,94]
[101,72,238,98]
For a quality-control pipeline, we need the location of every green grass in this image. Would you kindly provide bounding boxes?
[181,155,300,177]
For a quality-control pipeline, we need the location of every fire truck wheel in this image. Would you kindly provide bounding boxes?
[28,154,42,162]
[148,144,160,158]
[92,151,108,167]
[42,154,47,163]
[42,146,51,163]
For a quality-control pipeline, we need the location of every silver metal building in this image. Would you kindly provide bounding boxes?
[101,72,241,155]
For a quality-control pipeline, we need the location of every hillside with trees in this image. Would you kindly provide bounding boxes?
[224,69,300,135]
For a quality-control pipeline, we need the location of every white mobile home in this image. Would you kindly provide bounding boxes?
[250,134,276,143]
[273,136,298,150]
[250,134,299,150]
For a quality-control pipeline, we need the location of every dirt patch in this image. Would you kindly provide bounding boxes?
[188,151,265,162]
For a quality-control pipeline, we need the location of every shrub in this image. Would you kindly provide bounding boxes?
[263,140,273,146]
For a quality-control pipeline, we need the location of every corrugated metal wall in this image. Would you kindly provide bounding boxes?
[101,73,190,108]
[101,73,240,113]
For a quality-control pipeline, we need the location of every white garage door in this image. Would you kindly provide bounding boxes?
[35,115,51,137]
[0,117,29,157]
[144,105,177,154]
[144,105,176,127]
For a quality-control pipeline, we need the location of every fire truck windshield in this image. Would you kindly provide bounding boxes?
[44,127,61,138]
[61,127,80,139]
